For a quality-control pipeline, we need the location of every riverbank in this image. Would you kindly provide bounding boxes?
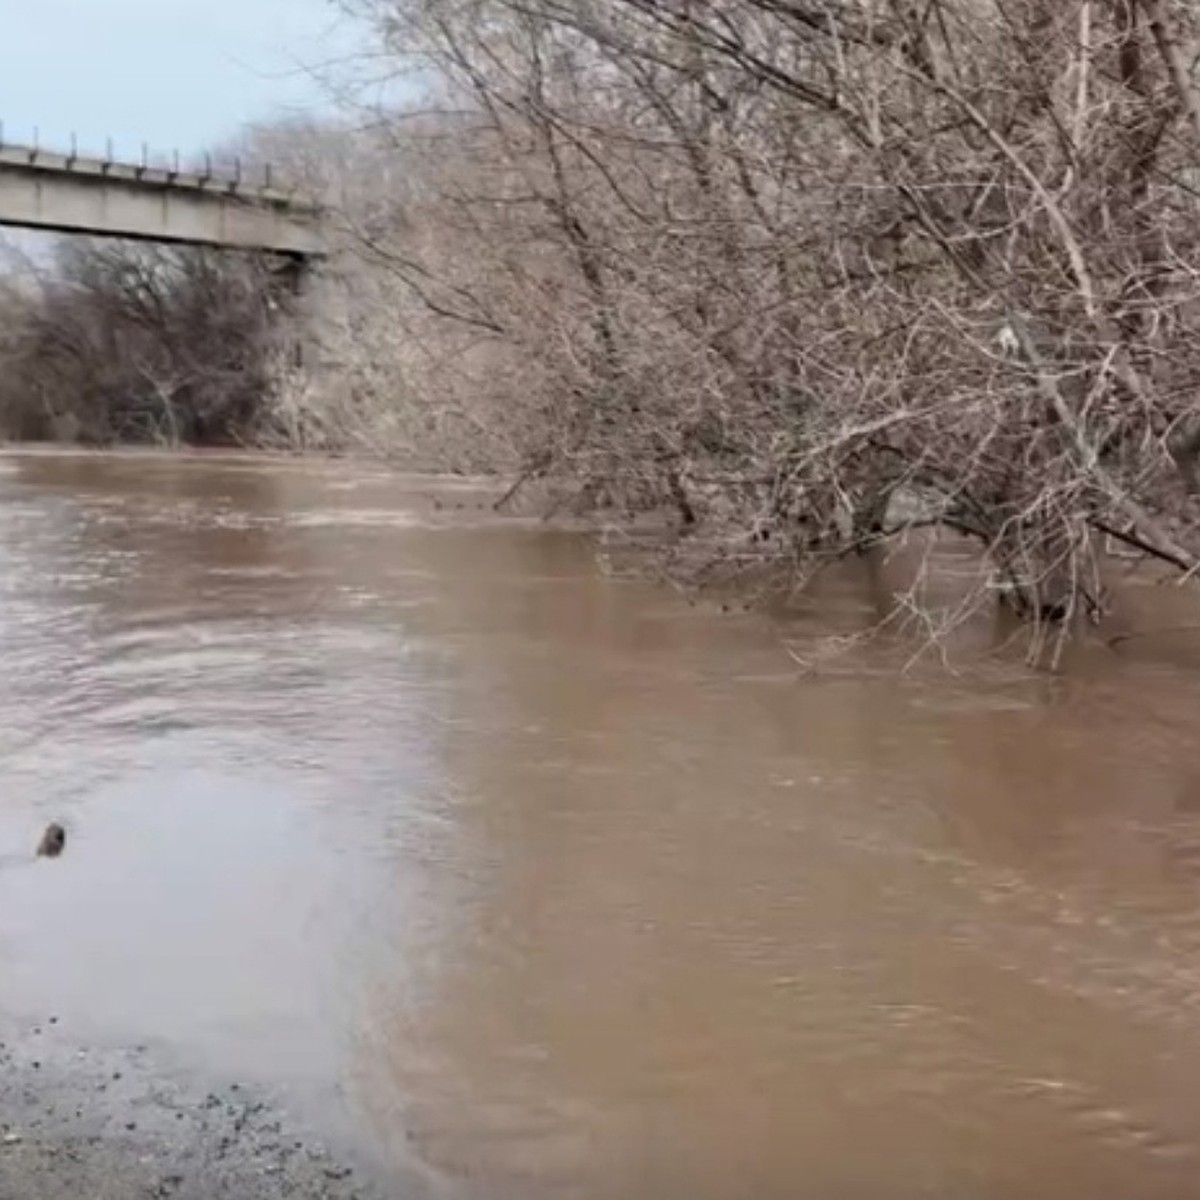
[0,1016,382,1200]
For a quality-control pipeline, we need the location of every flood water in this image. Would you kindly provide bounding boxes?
[4,451,1200,1198]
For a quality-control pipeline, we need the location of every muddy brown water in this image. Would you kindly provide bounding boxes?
[4,450,1200,1198]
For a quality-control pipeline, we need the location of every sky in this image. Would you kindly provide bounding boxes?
[0,0,366,163]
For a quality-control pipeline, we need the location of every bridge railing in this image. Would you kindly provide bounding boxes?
[0,123,315,212]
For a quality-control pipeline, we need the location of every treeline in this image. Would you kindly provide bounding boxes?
[0,241,292,446]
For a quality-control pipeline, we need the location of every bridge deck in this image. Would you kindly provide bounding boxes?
[0,144,324,258]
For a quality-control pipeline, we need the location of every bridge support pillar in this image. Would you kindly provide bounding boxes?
[269,254,315,369]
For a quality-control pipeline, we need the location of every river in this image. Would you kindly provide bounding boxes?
[2,449,1200,1199]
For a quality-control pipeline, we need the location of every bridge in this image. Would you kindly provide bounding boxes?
[0,138,324,260]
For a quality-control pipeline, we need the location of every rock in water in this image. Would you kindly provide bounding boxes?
[36,823,66,859]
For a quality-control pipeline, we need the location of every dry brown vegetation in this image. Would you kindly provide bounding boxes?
[0,240,296,446]
[316,0,1200,654]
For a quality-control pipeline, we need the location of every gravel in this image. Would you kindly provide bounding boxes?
[0,1017,389,1200]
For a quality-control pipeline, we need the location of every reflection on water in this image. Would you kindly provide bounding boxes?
[4,450,1200,1197]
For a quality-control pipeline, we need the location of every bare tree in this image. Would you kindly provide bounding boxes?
[319,0,1200,657]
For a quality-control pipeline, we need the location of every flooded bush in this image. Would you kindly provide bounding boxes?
[313,0,1200,656]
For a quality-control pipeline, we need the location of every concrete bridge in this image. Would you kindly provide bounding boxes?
[0,139,324,260]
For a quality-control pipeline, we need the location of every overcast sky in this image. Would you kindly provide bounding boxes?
[0,0,363,161]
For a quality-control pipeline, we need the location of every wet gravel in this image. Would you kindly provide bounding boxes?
[0,1017,388,1200]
